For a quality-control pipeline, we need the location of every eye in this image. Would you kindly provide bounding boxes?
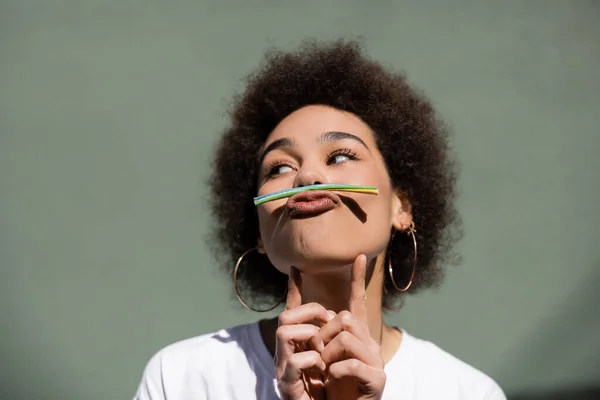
[326,148,359,165]
[265,162,294,178]
[332,154,350,164]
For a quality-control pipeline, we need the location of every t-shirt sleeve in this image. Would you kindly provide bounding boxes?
[133,351,166,400]
[483,381,507,400]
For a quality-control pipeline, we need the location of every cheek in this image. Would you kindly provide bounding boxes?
[345,161,392,200]
[364,198,394,233]
[357,191,395,238]
[351,199,394,256]
[256,208,271,238]
[365,175,395,211]
[256,201,285,241]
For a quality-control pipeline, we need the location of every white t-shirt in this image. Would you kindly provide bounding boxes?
[133,322,506,400]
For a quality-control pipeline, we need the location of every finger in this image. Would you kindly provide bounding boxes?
[281,350,326,382]
[278,351,326,397]
[275,324,320,375]
[275,304,336,378]
[278,302,333,328]
[285,266,302,311]
[321,331,382,368]
[349,254,368,327]
[317,310,375,351]
[327,358,386,386]
[303,366,326,400]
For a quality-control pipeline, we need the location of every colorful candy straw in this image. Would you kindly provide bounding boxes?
[254,183,378,206]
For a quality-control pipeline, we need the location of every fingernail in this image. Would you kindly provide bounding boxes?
[319,359,327,371]
[314,339,324,352]
[327,310,336,320]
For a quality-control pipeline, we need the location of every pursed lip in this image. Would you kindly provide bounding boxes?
[285,190,341,218]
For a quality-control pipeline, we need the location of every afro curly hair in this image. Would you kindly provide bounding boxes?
[209,39,461,310]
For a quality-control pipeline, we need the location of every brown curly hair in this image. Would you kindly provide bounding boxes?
[208,39,461,310]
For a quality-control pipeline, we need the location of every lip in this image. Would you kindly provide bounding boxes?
[285,190,341,218]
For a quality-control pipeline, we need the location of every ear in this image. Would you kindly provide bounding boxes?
[390,190,413,232]
[256,237,266,254]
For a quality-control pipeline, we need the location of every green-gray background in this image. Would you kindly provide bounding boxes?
[1,1,599,399]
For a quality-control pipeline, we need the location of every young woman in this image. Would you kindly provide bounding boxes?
[134,39,506,400]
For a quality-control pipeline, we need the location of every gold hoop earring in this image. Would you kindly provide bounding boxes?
[233,247,286,312]
[388,221,417,292]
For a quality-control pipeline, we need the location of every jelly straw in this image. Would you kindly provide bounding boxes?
[254,183,378,206]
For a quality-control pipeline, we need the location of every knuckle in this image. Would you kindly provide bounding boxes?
[275,325,289,341]
[327,363,341,379]
[287,355,300,369]
[306,350,320,364]
[278,311,291,326]
[348,359,362,374]
[307,302,327,315]
[338,330,353,346]
[338,310,353,327]
[276,381,290,395]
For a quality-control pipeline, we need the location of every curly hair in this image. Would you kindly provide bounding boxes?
[208,39,461,310]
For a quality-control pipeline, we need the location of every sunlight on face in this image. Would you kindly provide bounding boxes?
[256,105,407,274]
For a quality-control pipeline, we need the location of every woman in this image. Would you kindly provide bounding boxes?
[134,39,506,400]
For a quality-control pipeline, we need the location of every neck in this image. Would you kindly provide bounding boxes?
[299,256,386,343]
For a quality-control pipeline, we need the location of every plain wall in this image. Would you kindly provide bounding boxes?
[1,1,599,399]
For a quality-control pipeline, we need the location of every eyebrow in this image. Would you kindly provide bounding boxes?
[258,137,295,163]
[258,131,369,163]
[317,131,369,149]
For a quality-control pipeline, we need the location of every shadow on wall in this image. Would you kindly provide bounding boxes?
[510,386,600,400]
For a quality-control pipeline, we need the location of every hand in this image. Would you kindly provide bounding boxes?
[275,266,335,400]
[319,254,386,400]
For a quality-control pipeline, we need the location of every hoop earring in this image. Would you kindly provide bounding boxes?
[388,221,417,292]
[233,247,286,312]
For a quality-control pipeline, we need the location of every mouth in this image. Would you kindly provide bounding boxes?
[285,190,341,218]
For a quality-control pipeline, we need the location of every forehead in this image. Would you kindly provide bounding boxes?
[266,105,375,144]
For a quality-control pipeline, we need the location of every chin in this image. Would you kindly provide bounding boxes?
[267,232,384,275]
[262,211,389,274]
[293,251,355,273]
[270,252,354,275]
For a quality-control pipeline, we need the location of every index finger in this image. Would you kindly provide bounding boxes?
[285,266,302,311]
[349,254,368,326]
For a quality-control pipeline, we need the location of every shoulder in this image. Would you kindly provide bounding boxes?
[396,331,506,400]
[149,323,252,368]
[133,323,263,400]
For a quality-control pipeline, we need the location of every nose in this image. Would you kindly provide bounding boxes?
[293,163,327,188]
